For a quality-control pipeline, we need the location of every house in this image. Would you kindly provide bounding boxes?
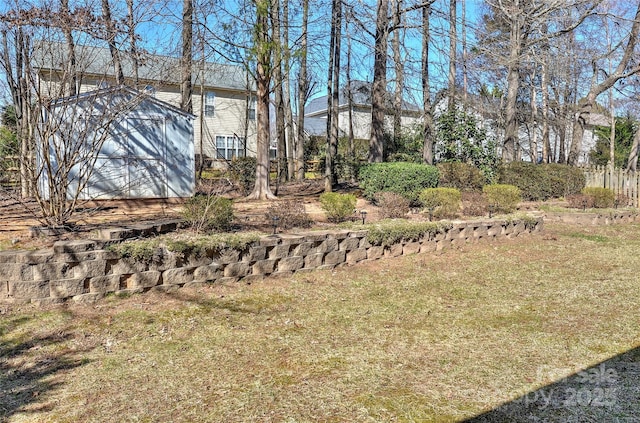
[304,80,423,140]
[39,86,195,200]
[433,91,608,164]
[33,40,256,166]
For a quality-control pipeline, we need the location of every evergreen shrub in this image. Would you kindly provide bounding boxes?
[358,162,439,205]
[483,184,521,213]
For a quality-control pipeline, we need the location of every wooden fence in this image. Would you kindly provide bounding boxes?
[583,165,640,208]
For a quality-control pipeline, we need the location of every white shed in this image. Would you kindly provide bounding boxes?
[39,86,195,200]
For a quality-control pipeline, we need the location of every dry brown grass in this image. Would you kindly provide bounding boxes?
[2,222,640,422]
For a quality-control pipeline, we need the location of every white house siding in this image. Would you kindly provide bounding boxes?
[191,89,257,160]
[327,107,421,140]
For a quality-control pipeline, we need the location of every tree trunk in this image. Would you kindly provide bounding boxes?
[421,1,434,164]
[325,0,341,191]
[282,0,295,181]
[369,0,388,163]
[541,56,551,163]
[392,0,403,143]
[101,0,124,85]
[180,0,193,113]
[60,0,77,96]
[346,20,355,181]
[558,103,567,163]
[295,0,309,181]
[461,0,467,105]
[271,0,287,185]
[248,0,276,200]
[627,128,640,171]
[447,0,456,111]
[503,11,523,162]
[125,0,140,88]
[529,72,538,163]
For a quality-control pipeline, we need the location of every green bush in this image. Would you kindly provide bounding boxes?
[436,162,485,191]
[182,195,235,232]
[375,192,410,219]
[497,162,585,201]
[582,187,616,208]
[227,157,256,195]
[483,184,522,213]
[418,187,461,219]
[358,162,439,205]
[319,192,357,223]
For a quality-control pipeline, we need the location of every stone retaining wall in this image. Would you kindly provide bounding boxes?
[1,218,543,305]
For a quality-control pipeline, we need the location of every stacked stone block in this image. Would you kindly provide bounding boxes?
[1,217,543,304]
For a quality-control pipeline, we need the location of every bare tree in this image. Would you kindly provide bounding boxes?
[368,0,389,163]
[421,0,435,164]
[447,0,456,111]
[181,0,193,113]
[248,0,276,200]
[35,88,146,226]
[391,0,404,143]
[481,0,598,162]
[295,0,309,181]
[568,4,640,165]
[271,0,287,186]
[325,0,341,191]
[101,0,124,85]
[125,0,140,88]
[281,0,296,181]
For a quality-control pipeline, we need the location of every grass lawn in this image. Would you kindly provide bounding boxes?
[1,222,640,422]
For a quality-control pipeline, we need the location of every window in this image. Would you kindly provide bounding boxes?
[204,91,216,117]
[248,96,256,120]
[216,135,246,160]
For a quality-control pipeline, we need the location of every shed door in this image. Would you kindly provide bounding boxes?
[126,118,167,198]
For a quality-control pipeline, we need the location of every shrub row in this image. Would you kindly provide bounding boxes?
[358,162,439,205]
[497,162,585,201]
[416,185,522,219]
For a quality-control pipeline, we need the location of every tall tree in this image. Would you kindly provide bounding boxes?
[568,4,640,165]
[421,0,434,164]
[248,0,276,200]
[295,0,309,181]
[271,0,287,185]
[60,0,77,96]
[180,0,193,113]
[391,0,404,143]
[481,0,597,162]
[125,0,140,88]
[282,0,295,181]
[447,0,456,111]
[101,0,124,85]
[368,0,389,163]
[325,0,341,191]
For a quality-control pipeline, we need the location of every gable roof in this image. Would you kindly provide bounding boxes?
[49,85,196,119]
[33,40,254,92]
[306,80,421,116]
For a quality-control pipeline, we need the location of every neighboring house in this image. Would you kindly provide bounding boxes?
[433,91,607,164]
[304,80,422,140]
[39,86,195,200]
[33,40,256,165]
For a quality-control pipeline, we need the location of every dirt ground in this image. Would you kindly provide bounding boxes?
[0,180,388,250]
